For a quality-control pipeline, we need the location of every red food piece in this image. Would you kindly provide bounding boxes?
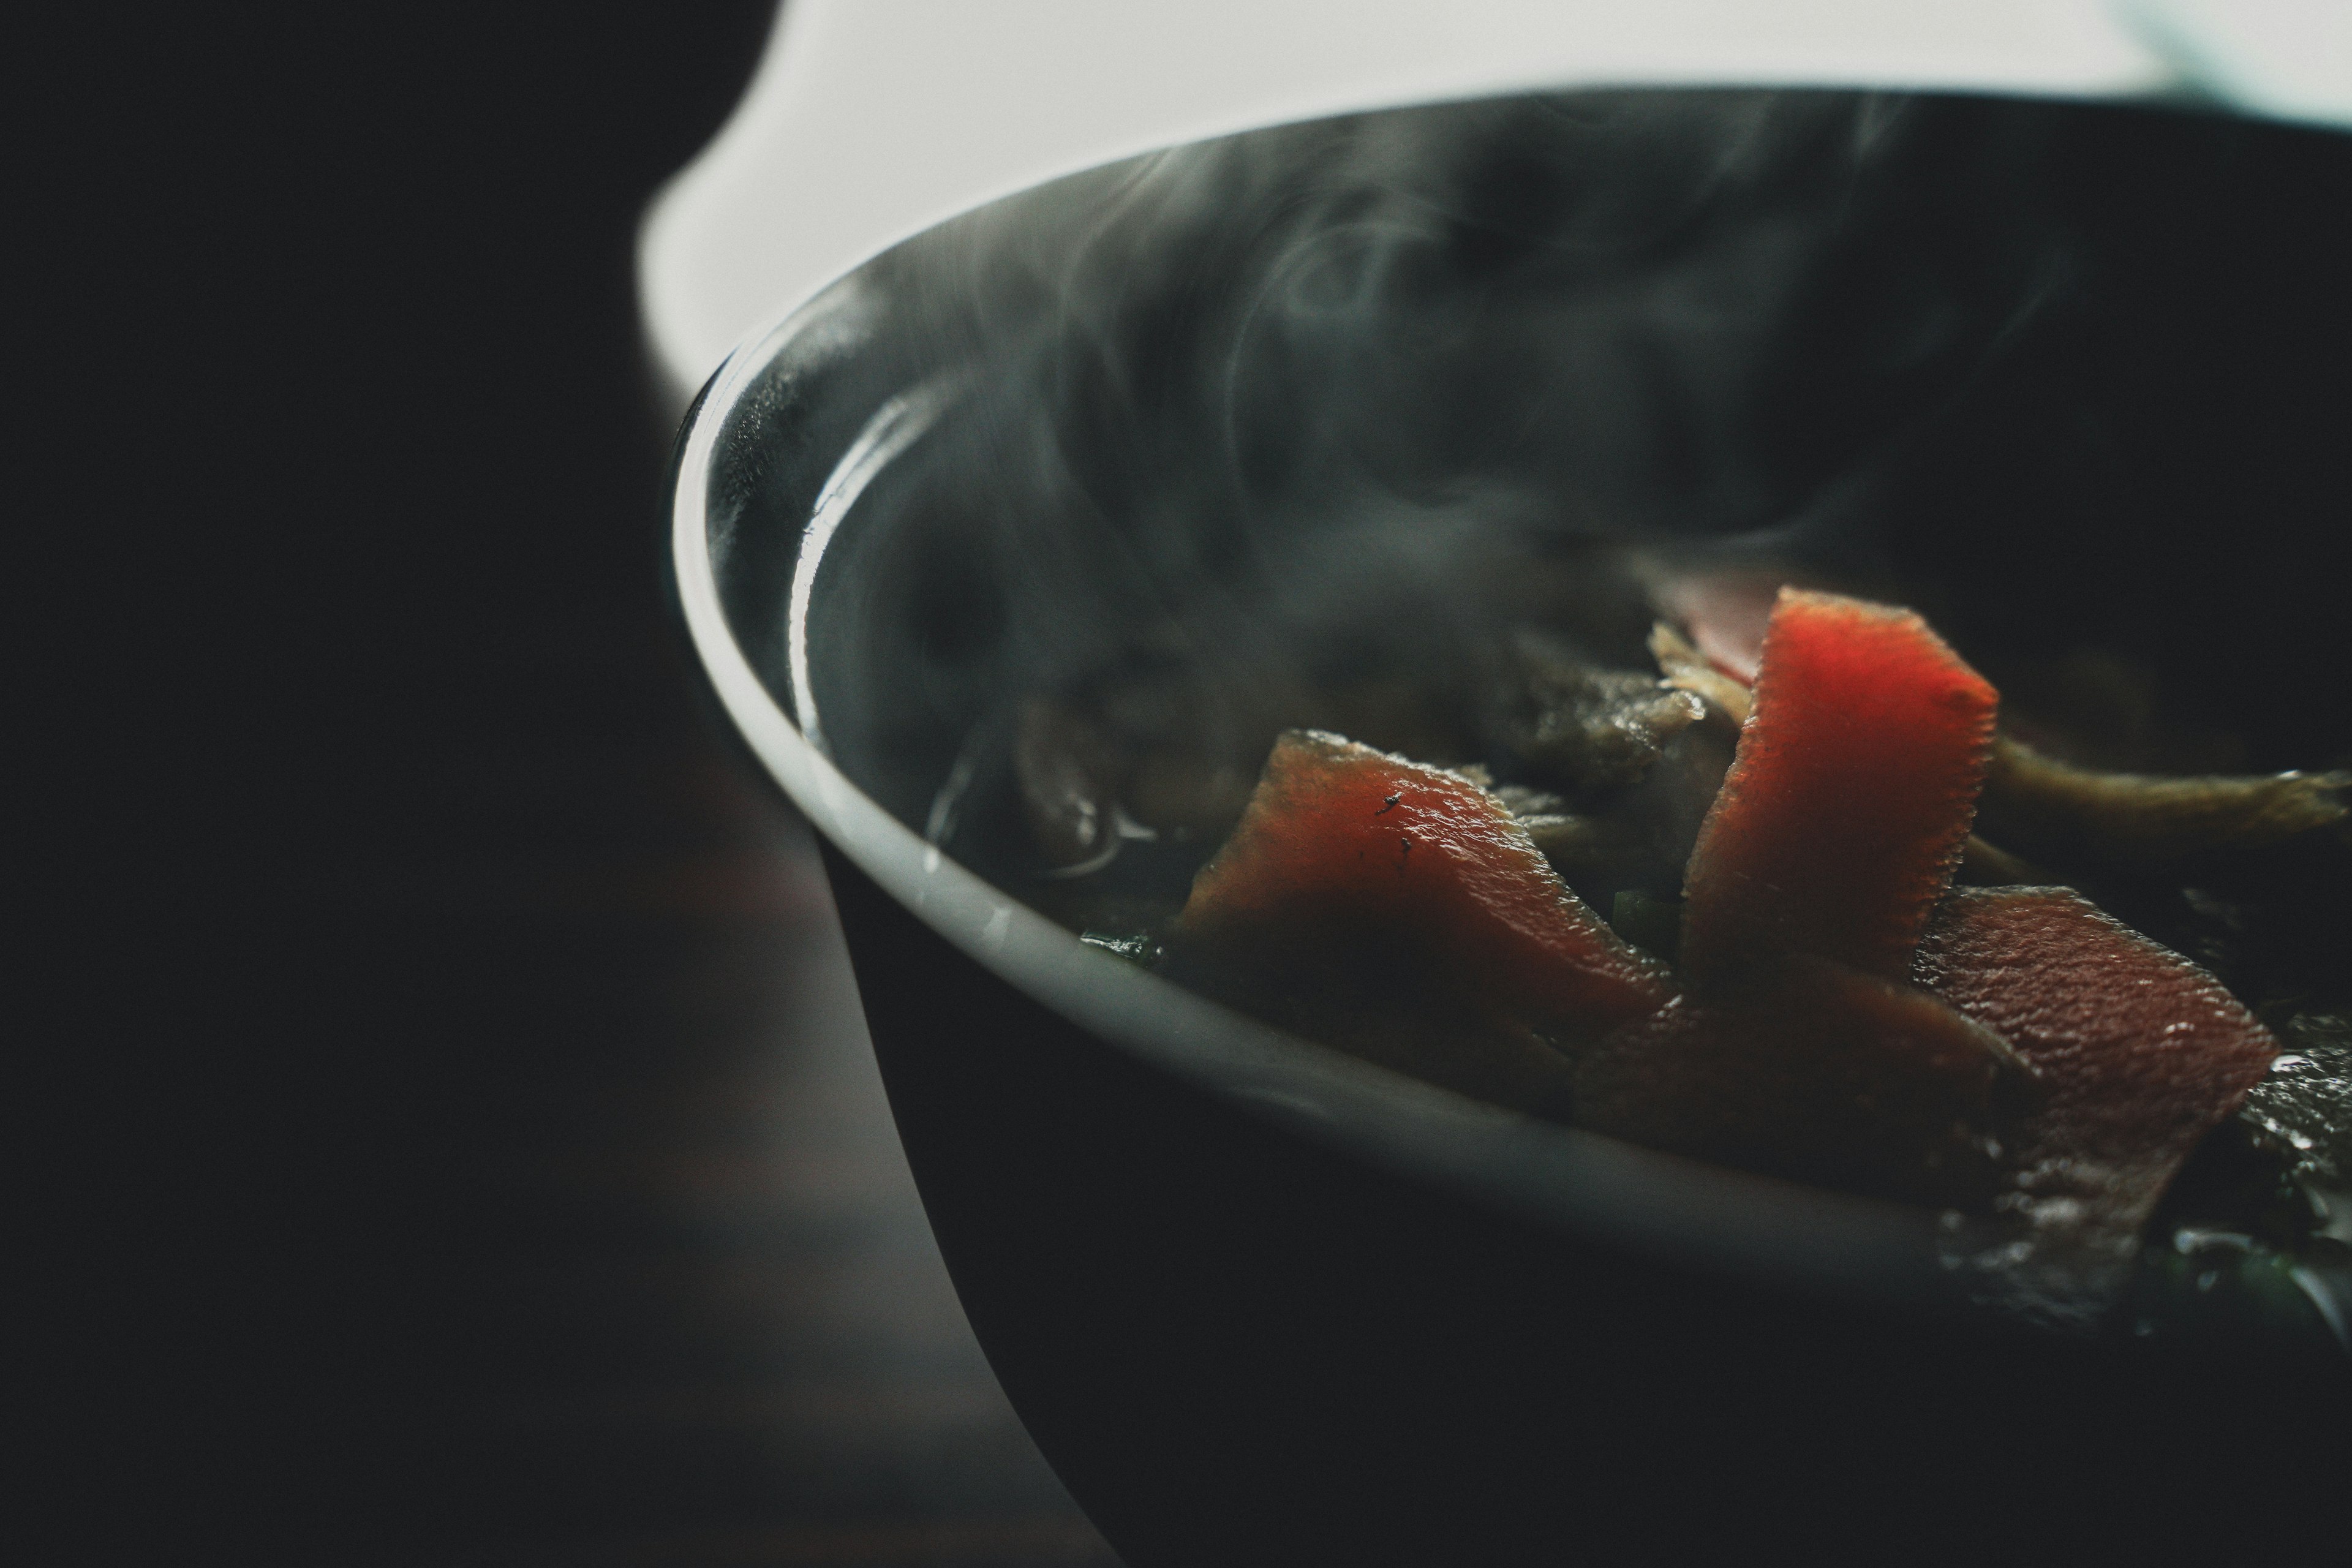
[1575,958,2011,1210]
[1679,590,1998,986]
[1174,731,1672,1056]
[1579,589,2012,1203]
[1915,887,2278,1242]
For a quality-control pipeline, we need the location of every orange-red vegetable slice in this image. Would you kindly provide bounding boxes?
[1574,957,2010,1209]
[1679,590,1998,986]
[1175,731,1672,1051]
[1914,886,2278,1239]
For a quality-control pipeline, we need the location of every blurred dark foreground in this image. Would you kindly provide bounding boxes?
[26,9,1117,1564]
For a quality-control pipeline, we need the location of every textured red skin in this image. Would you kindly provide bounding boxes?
[1915,886,2278,1238]
[1174,614,2270,1240]
[1575,958,2010,1209]
[1177,731,1672,1045]
[1680,590,1998,986]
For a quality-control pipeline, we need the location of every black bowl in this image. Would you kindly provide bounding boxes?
[671,89,2352,1564]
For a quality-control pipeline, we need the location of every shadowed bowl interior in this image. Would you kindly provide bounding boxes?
[672,88,2352,1564]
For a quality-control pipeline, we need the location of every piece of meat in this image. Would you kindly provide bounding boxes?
[1166,729,1672,1107]
[1914,886,2279,1249]
[1678,590,1999,985]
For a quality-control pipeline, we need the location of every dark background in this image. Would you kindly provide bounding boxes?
[32,9,1114,1564]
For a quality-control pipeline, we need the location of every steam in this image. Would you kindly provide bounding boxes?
[895,91,2027,564]
[778,88,2352,860]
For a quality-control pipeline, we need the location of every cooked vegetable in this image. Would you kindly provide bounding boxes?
[1649,598,2351,880]
[1677,590,1998,985]
[1654,617,2054,889]
[1574,959,2012,1210]
[1648,621,1751,728]
[1016,564,2351,1349]
[1493,630,1705,797]
[1164,730,1670,1109]
[1578,592,2018,1208]
[1977,736,2350,868]
[2242,1013,2352,1243]
[1915,886,2278,1253]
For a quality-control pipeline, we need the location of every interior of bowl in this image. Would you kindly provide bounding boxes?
[730,88,2352,846]
[691,86,2352,1337]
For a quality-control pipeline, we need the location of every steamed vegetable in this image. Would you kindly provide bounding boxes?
[1576,592,2016,1206]
[1917,886,2277,1254]
[1169,592,2287,1279]
[1013,568,2351,1343]
[1675,590,1999,986]
[1574,960,2012,1210]
[1163,731,1670,1109]
[1976,737,2349,868]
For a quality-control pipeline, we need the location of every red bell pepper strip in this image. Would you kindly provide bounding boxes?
[1574,957,2012,1209]
[1679,590,1999,986]
[1576,589,2013,1205]
[1915,887,2278,1241]
[1175,731,1672,1053]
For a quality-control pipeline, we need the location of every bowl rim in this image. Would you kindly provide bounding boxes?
[665,105,2066,1320]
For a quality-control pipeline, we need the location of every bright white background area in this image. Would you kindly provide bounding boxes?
[639,0,2351,405]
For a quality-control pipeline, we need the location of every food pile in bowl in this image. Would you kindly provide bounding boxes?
[782,89,2352,1357]
[682,83,2352,1560]
[727,88,2350,1369]
[1012,563,2351,1346]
